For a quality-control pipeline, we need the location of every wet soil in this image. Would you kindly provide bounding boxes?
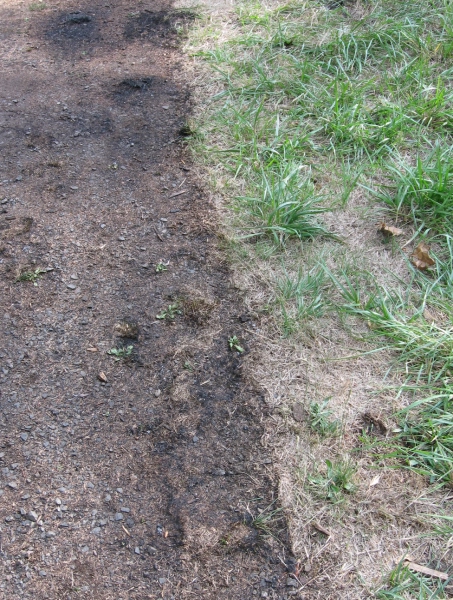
[0,1,294,598]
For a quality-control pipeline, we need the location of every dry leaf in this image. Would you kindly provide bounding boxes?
[411,242,435,270]
[87,347,98,352]
[403,560,448,581]
[378,222,404,237]
[369,475,380,487]
[98,371,107,383]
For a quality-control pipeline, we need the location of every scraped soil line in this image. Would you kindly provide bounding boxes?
[0,2,294,598]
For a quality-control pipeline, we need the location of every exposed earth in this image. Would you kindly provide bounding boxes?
[0,1,294,598]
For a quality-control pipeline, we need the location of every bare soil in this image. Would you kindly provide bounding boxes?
[0,1,293,598]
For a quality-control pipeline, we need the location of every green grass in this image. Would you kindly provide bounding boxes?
[376,561,450,599]
[308,458,356,503]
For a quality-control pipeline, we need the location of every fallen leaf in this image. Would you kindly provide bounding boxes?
[98,371,107,383]
[369,475,380,487]
[423,308,437,322]
[378,222,404,237]
[87,347,98,352]
[411,242,435,270]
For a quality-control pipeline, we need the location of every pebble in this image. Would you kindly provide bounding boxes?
[39,570,47,577]
[27,511,38,522]
[91,527,101,535]
[192,436,199,443]
[116,488,123,494]
[20,433,28,442]
[67,284,76,290]
[70,274,78,280]
[21,494,30,500]
[159,578,166,585]
[55,498,61,505]
[120,507,130,513]
[7,482,18,489]
[286,578,298,587]
[86,482,94,489]
[134,547,140,555]
[104,494,111,502]
[212,468,226,476]
[118,236,125,241]
[114,513,123,521]
[154,389,161,398]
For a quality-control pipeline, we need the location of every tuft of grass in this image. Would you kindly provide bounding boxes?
[228,335,244,353]
[372,147,453,233]
[309,398,340,437]
[376,561,450,599]
[308,458,356,503]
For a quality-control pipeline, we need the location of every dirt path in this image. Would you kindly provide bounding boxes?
[0,2,293,598]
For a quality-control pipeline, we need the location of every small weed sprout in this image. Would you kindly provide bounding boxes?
[228,336,244,353]
[309,398,340,436]
[309,459,357,503]
[155,261,168,273]
[156,303,181,321]
[107,345,133,360]
[16,268,46,286]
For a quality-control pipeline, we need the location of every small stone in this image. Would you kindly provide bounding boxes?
[91,527,101,535]
[27,511,38,522]
[20,433,28,442]
[55,498,61,505]
[212,468,226,476]
[98,519,108,526]
[159,578,166,585]
[104,494,111,502]
[120,507,130,513]
[86,482,94,489]
[118,236,125,241]
[46,531,56,538]
[69,186,78,190]
[39,570,47,577]
[67,284,76,290]
[114,513,123,521]
[7,482,18,489]
[62,422,69,427]
[134,546,140,555]
[21,494,30,500]
[192,436,199,443]
[286,578,298,588]
[116,488,123,494]
[154,389,161,398]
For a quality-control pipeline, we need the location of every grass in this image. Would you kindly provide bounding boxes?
[185,0,453,594]
[308,458,356,503]
[376,561,450,599]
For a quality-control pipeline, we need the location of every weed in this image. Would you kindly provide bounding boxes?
[308,459,357,503]
[228,335,244,353]
[155,261,168,273]
[309,398,340,436]
[107,345,133,360]
[15,268,46,286]
[156,303,181,321]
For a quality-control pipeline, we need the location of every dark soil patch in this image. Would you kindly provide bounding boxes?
[0,0,293,599]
